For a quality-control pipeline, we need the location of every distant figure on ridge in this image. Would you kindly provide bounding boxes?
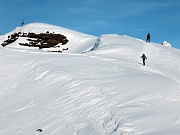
[146,33,150,42]
[141,54,147,66]
[21,20,24,26]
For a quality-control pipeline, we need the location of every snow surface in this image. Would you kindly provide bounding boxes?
[0,23,180,135]
[162,41,172,47]
[0,23,97,53]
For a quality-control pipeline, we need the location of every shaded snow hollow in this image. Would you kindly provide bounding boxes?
[0,23,180,135]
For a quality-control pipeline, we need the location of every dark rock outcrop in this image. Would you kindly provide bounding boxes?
[1,32,69,51]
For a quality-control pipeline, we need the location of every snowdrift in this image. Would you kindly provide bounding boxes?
[0,23,180,135]
[162,41,172,47]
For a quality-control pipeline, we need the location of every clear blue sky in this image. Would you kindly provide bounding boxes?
[0,0,180,49]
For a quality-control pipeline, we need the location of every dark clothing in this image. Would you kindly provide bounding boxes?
[146,33,150,42]
[141,54,147,66]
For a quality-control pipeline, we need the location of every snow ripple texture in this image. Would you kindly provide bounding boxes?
[0,32,180,135]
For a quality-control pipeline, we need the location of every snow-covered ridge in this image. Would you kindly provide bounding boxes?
[0,23,180,135]
[0,23,97,53]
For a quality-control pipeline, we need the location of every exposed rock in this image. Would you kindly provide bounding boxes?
[36,129,43,132]
[1,32,69,50]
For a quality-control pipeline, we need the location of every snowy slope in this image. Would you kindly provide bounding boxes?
[0,23,97,53]
[0,25,180,135]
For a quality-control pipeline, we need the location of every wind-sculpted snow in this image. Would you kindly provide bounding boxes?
[89,37,101,52]
[0,25,180,135]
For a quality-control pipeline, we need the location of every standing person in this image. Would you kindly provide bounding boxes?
[141,54,147,66]
[146,33,150,42]
[21,20,24,26]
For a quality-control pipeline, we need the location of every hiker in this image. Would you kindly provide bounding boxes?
[146,33,150,42]
[141,54,147,66]
[21,20,24,26]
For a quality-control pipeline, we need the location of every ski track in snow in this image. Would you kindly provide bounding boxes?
[140,41,180,86]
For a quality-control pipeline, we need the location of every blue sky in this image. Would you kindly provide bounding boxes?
[0,0,180,49]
